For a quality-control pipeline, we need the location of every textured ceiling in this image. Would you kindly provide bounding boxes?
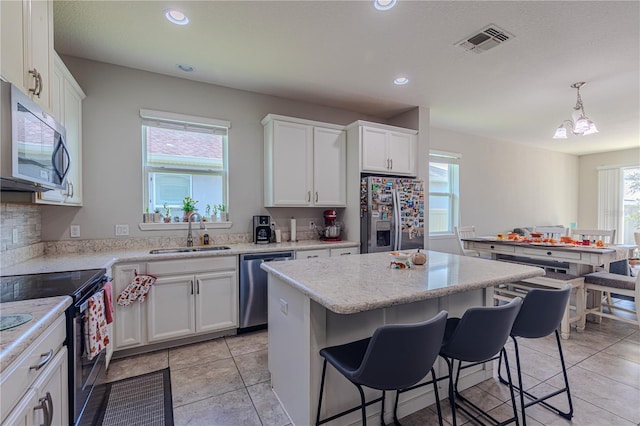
[53,1,640,156]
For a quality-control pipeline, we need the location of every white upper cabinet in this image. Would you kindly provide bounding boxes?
[35,53,85,206]
[263,114,346,207]
[351,121,418,177]
[0,0,54,111]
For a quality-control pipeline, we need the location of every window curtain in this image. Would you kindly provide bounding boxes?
[597,167,622,244]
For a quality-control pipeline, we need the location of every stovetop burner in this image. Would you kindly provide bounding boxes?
[0,269,106,303]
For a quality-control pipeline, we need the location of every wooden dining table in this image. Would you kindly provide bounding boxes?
[461,237,628,275]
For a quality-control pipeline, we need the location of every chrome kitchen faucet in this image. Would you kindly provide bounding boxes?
[187,212,205,247]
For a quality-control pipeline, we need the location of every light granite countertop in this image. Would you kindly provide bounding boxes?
[1,240,359,276]
[0,296,71,371]
[261,250,545,314]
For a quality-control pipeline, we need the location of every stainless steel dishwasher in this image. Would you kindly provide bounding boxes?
[239,251,294,331]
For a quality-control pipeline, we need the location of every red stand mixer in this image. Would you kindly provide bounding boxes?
[317,209,342,241]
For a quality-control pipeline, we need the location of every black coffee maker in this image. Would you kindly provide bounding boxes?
[253,215,272,244]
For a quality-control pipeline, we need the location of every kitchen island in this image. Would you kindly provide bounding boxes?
[261,250,544,425]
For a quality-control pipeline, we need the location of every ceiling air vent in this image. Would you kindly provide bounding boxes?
[456,25,514,54]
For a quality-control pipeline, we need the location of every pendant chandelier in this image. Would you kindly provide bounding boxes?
[552,82,599,139]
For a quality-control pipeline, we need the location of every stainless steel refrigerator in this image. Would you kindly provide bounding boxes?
[360,176,425,253]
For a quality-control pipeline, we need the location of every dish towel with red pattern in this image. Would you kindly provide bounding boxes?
[103,281,114,324]
[84,290,110,361]
[116,274,157,306]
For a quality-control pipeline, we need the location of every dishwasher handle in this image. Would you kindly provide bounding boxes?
[240,251,294,262]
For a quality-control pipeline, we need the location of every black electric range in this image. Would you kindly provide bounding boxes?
[1,268,108,426]
[0,269,106,303]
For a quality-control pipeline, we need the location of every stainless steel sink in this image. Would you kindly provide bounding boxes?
[149,246,231,254]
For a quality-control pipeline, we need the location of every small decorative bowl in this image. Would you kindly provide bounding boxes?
[389,252,411,262]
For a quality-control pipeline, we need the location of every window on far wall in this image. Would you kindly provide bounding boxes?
[428,151,460,235]
[141,109,229,221]
[598,164,640,244]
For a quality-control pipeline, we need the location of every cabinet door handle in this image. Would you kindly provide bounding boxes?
[28,68,40,96]
[196,279,200,294]
[315,192,318,203]
[386,158,390,169]
[190,280,194,295]
[36,392,51,426]
[45,392,53,426]
[308,255,319,258]
[30,350,53,371]
[36,71,43,97]
[307,191,311,202]
[390,158,393,170]
[340,252,351,256]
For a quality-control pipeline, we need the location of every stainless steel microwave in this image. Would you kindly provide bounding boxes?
[0,80,69,192]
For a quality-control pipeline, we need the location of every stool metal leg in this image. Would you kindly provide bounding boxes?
[316,359,328,426]
[498,331,573,422]
[355,384,367,426]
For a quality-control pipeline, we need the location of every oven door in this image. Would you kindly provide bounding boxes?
[73,299,106,425]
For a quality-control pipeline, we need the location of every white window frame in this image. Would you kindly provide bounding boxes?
[139,109,231,230]
[429,150,461,237]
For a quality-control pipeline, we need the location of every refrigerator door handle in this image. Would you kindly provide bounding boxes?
[395,189,402,250]
[392,188,401,251]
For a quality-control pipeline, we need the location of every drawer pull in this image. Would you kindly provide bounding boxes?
[308,255,319,258]
[490,245,495,249]
[30,350,53,371]
[340,252,351,256]
[547,251,552,256]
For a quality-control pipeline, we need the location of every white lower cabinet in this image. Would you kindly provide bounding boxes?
[147,264,238,343]
[112,263,146,350]
[330,247,359,257]
[1,316,67,426]
[296,249,331,259]
[31,347,68,426]
[296,247,359,259]
[113,256,239,349]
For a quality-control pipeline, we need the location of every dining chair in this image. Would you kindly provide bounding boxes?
[570,228,617,308]
[455,225,481,257]
[532,226,568,240]
[569,228,616,245]
[316,311,448,426]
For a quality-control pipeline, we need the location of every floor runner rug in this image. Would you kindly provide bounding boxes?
[96,368,173,426]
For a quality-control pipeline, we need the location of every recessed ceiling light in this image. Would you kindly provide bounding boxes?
[374,0,397,11]
[177,64,194,72]
[165,9,189,25]
[393,77,409,85]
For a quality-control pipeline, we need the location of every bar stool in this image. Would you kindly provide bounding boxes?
[439,297,523,426]
[315,311,448,426]
[497,284,573,425]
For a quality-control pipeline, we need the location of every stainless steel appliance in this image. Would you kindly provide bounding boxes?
[360,176,425,253]
[1,269,108,426]
[0,81,70,192]
[239,251,293,331]
[253,215,272,244]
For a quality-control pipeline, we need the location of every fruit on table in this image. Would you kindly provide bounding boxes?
[412,249,427,265]
[596,240,605,247]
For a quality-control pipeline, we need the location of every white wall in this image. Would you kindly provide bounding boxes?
[578,147,640,228]
[41,57,379,241]
[428,126,579,254]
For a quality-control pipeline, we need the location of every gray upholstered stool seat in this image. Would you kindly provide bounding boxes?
[581,271,639,328]
[584,271,635,291]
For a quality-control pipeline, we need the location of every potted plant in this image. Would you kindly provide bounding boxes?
[153,208,162,223]
[182,196,198,222]
[210,204,219,222]
[218,203,228,222]
[143,207,154,223]
[163,203,172,223]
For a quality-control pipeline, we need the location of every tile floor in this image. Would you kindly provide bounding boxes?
[106,307,639,426]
